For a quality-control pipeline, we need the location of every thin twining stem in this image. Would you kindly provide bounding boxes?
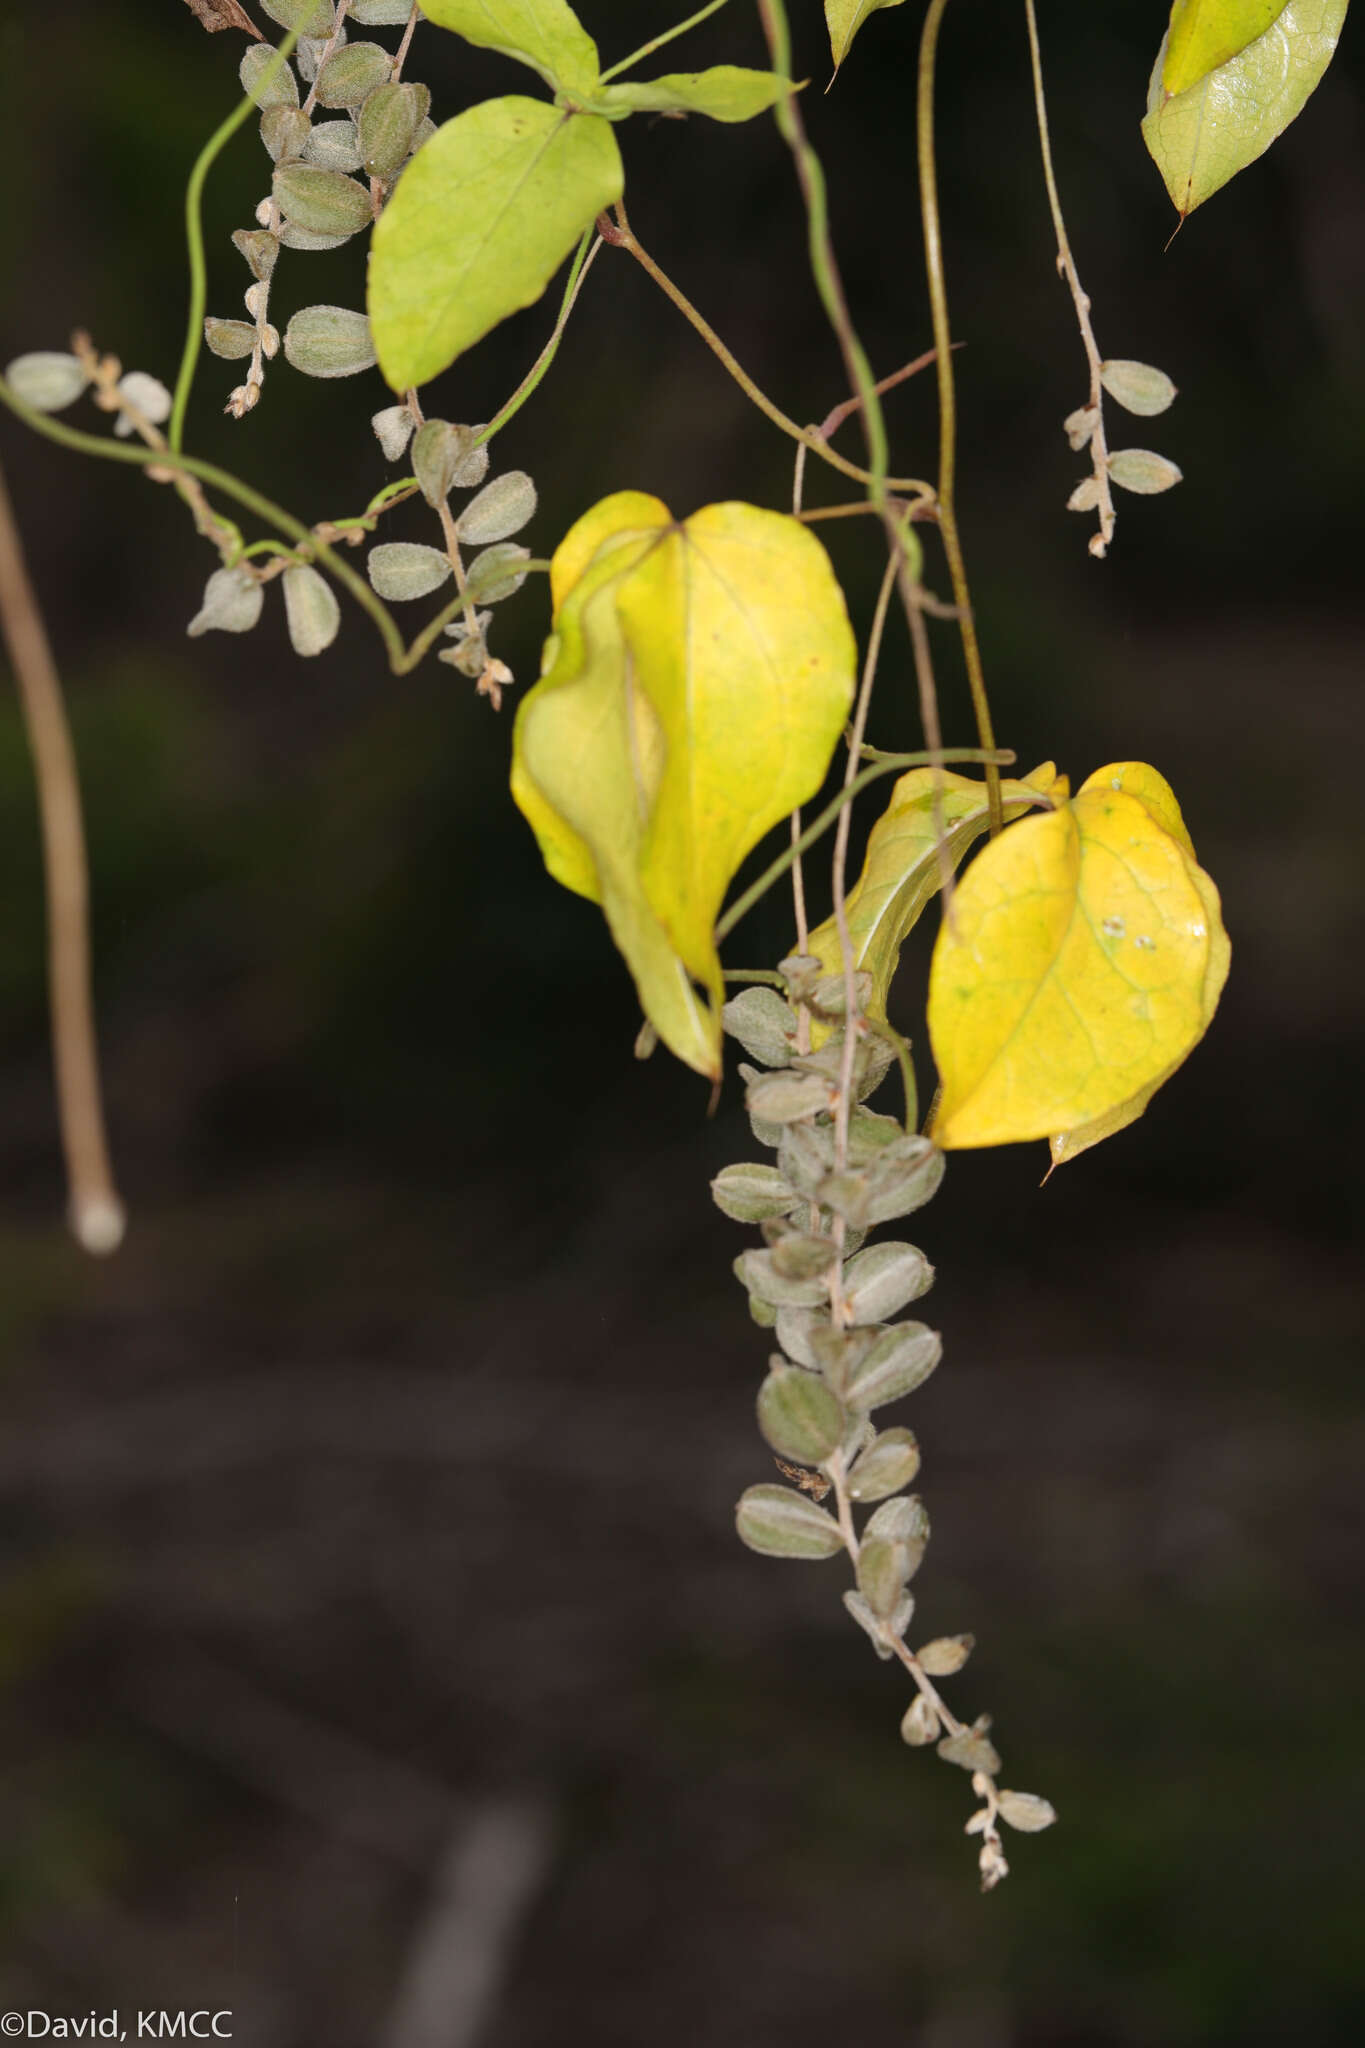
[1023,0,1114,558]
[301,1,353,119]
[171,29,301,452]
[918,0,1003,836]
[0,455,124,1255]
[600,0,731,82]
[832,554,898,1165]
[814,347,943,444]
[471,232,604,452]
[756,0,955,909]
[391,1,421,80]
[713,746,1015,946]
[601,205,934,501]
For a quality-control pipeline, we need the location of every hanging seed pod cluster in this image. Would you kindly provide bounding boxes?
[718,960,1055,1889]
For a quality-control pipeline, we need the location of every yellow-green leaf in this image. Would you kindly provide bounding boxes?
[512,494,857,1078]
[1046,765,1228,1165]
[419,0,601,95]
[1143,0,1348,218]
[369,98,622,391]
[806,762,1066,1021]
[927,765,1228,1150]
[589,67,789,124]
[825,0,906,74]
[1161,0,1291,97]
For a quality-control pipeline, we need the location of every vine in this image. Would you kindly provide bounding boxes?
[2,0,1345,1886]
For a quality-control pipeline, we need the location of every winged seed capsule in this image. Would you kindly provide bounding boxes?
[204,318,257,361]
[463,544,531,605]
[239,42,300,109]
[273,164,372,238]
[1106,448,1183,495]
[366,542,452,601]
[372,404,415,461]
[455,471,537,545]
[283,306,376,379]
[314,42,393,108]
[4,352,87,412]
[1099,359,1177,417]
[187,565,263,637]
[358,82,427,180]
[282,564,340,656]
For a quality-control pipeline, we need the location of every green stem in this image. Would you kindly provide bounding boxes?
[917,0,1002,834]
[609,206,933,499]
[722,968,787,987]
[171,30,300,455]
[866,1017,918,1135]
[472,231,605,451]
[713,746,1015,945]
[600,0,731,82]
[1,378,411,669]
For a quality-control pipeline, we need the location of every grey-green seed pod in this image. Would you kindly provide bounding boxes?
[1099,358,1176,417]
[456,470,537,545]
[406,116,438,160]
[865,1493,929,1549]
[916,1633,975,1677]
[1067,476,1102,514]
[260,324,281,360]
[937,1726,1001,1776]
[113,372,172,433]
[293,32,338,83]
[749,1296,778,1329]
[187,565,263,638]
[357,81,424,181]
[282,564,340,657]
[842,1241,934,1325]
[778,1120,834,1194]
[709,1162,799,1225]
[371,404,415,462]
[204,318,257,361]
[757,1362,844,1465]
[315,42,393,108]
[260,106,312,164]
[273,164,372,238]
[1106,448,1183,495]
[844,1589,896,1660]
[4,351,87,413]
[350,0,418,20]
[735,1484,844,1561]
[240,42,299,109]
[845,1321,941,1411]
[863,1137,944,1225]
[721,986,796,1068]
[995,1790,1056,1833]
[809,970,874,1020]
[733,1248,827,1310]
[900,1693,940,1746]
[746,1069,829,1127]
[277,222,353,252]
[463,544,530,606]
[260,0,333,34]
[283,305,376,379]
[769,1232,836,1284]
[232,228,280,279]
[448,427,489,489]
[857,1534,908,1619]
[775,1304,828,1371]
[412,420,465,507]
[846,1426,920,1502]
[366,541,452,601]
[304,120,366,173]
[441,634,489,680]
[1063,404,1099,451]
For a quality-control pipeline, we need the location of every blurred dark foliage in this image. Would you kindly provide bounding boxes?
[0,2,1362,2043]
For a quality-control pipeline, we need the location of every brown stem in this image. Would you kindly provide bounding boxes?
[0,454,124,1253]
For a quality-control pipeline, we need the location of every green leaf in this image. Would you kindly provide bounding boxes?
[590,67,788,124]
[419,0,601,94]
[825,0,907,74]
[927,763,1229,1151]
[1161,0,1291,96]
[806,763,1065,1022]
[369,98,622,391]
[511,494,856,1078]
[1143,0,1349,218]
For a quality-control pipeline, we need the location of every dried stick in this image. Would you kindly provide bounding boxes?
[0,453,125,1253]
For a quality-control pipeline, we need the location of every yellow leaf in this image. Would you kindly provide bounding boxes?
[1161,0,1291,98]
[824,0,907,74]
[512,494,856,1078]
[1143,0,1348,218]
[806,762,1064,1021]
[928,767,1228,1149]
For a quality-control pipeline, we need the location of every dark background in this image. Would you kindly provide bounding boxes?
[1,1,1362,2042]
